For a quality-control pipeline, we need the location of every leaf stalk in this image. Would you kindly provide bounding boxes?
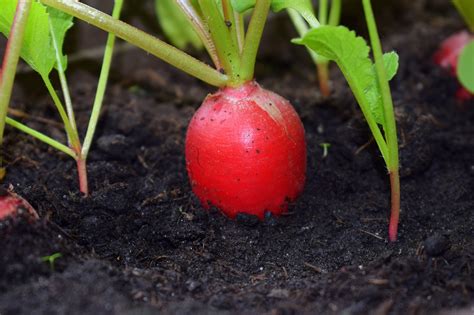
[239,0,271,82]
[198,0,240,83]
[362,0,400,241]
[174,0,222,68]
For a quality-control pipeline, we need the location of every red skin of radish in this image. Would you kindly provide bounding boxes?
[433,30,474,101]
[0,188,38,221]
[185,81,306,219]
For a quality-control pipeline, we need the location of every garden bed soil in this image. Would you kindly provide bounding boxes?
[0,1,473,314]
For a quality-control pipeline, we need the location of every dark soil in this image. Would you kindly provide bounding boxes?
[1,1,473,314]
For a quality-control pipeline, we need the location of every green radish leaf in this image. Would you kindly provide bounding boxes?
[457,40,474,93]
[453,0,474,32]
[231,0,318,27]
[294,25,399,126]
[0,0,73,77]
[155,0,203,50]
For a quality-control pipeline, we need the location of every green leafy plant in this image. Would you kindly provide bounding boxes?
[0,0,124,195]
[295,0,401,241]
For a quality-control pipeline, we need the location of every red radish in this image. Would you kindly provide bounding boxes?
[434,31,474,100]
[185,81,306,219]
[0,187,38,220]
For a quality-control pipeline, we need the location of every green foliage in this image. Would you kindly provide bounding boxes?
[453,0,474,32]
[231,0,318,26]
[155,0,203,50]
[457,41,474,93]
[0,0,72,77]
[294,25,399,126]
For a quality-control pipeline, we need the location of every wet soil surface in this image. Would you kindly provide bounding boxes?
[0,1,473,314]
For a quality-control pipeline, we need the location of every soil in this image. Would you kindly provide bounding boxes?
[0,1,473,314]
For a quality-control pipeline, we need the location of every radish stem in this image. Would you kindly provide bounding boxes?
[317,61,330,97]
[222,0,239,60]
[319,0,328,25]
[198,0,240,82]
[49,17,77,135]
[79,0,124,196]
[240,0,271,82]
[76,157,88,196]
[234,11,245,52]
[328,0,342,26]
[363,0,400,241]
[389,170,400,241]
[41,74,80,147]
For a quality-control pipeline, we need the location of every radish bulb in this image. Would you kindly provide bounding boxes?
[185,81,306,219]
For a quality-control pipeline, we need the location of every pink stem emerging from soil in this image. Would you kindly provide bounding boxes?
[317,62,331,97]
[76,157,88,196]
[389,169,400,242]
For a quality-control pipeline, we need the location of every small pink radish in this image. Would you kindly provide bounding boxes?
[0,187,38,221]
[434,31,474,101]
